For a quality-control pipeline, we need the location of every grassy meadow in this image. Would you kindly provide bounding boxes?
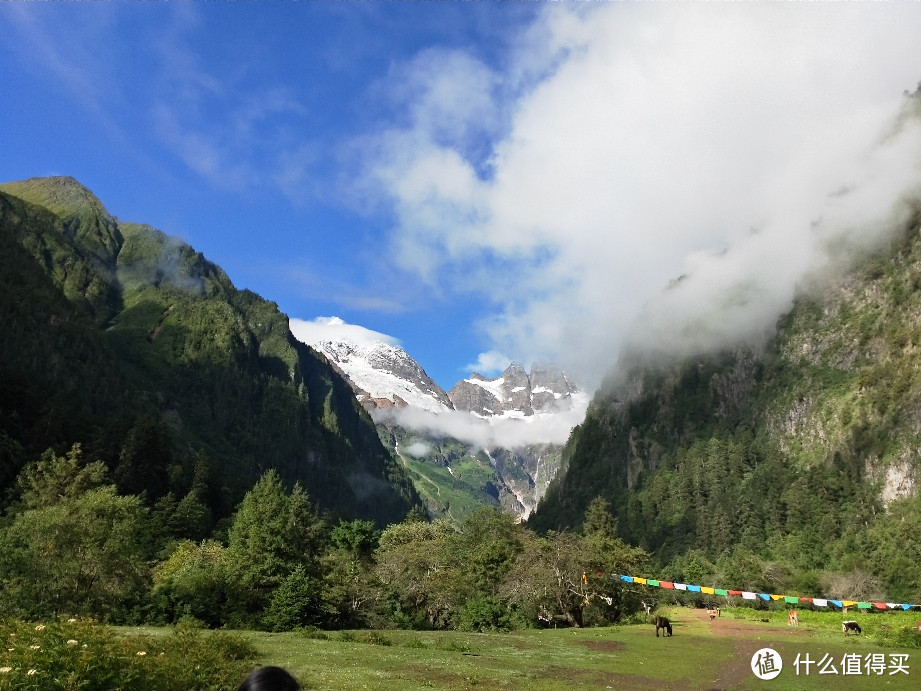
[110,607,919,690]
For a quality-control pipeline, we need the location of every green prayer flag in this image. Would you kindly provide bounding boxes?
[715,589,729,596]
[857,602,872,609]
[647,580,660,587]
[784,597,799,604]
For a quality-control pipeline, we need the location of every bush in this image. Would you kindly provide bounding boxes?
[871,625,921,649]
[0,617,256,691]
[456,597,512,632]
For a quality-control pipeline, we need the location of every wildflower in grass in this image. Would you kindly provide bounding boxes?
[29,645,40,650]
[66,639,78,646]
[136,651,147,657]
[34,625,45,631]
[0,667,10,673]
[67,619,77,623]
[27,669,37,676]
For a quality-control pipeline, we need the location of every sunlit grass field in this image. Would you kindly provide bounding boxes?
[117,607,920,690]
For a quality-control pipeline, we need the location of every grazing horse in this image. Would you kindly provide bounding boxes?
[787,610,799,627]
[842,621,862,635]
[654,615,673,637]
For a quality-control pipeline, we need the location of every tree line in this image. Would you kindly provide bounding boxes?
[0,444,648,632]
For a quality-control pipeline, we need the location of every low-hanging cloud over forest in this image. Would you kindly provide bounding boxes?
[361,3,921,390]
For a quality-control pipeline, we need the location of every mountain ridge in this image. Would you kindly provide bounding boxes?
[529,205,921,601]
[0,176,419,526]
[301,329,588,521]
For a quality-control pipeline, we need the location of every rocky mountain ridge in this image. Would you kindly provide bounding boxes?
[302,333,588,521]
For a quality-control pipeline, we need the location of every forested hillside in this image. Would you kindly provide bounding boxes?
[530,206,921,602]
[0,176,418,526]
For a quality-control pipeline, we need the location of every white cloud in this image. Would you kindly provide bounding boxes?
[361,3,921,390]
[376,397,589,450]
[289,316,399,349]
[464,350,511,378]
[401,441,433,458]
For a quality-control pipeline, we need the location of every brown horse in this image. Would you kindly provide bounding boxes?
[654,615,672,637]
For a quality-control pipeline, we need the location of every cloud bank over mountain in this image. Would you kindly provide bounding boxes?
[290,316,399,350]
[361,3,921,389]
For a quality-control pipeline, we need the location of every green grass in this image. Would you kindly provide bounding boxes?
[118,608,920,690]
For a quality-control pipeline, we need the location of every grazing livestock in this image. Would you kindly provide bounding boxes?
[842,621,862,635]
[787,610,799,627]
[641,600,654,621]
[707,609,718,620]
[654,615,673,637]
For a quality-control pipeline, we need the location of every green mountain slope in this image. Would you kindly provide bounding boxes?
[530,208,921,601]
[0,177,419,525]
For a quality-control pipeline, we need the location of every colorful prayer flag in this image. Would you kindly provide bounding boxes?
[701,587,715,595]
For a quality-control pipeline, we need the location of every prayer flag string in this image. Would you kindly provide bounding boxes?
[616,574,920,610]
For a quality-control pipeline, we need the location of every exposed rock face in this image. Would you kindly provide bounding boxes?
[294,330,588,522]
[448,362,580,417]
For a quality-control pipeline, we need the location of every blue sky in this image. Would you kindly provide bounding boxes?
[5,2,921,392]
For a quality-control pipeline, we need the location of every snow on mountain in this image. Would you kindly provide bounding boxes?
[311,339,453,415]
[291,318,586,424]
[290,316,589,521]
[448,361,584,420]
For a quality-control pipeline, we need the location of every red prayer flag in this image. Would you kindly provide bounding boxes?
[728,590,742,596]
[660,581,674,589]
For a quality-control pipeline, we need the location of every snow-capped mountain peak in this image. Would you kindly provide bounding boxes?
[309,338,453,415]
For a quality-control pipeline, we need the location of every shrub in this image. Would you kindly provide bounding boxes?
[871,625,921,649]
[456,597,512,632]
[0,617,256,691]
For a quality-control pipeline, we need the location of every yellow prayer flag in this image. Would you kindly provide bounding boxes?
[634,577,647,585]
[701,587,715,595]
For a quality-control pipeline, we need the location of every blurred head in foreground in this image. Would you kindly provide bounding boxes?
[236,666,301,691]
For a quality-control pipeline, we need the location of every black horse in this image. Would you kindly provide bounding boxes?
[654,615,672,637]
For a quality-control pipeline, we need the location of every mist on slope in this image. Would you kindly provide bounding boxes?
[361,2,921,392]
[374,398,589,451]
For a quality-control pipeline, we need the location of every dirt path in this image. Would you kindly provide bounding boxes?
[691,608,809,689]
